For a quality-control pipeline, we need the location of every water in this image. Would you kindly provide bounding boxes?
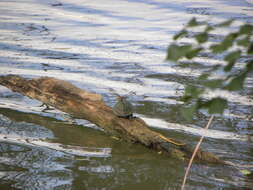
[0,0,253,189]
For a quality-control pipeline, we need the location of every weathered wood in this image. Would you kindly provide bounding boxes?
[0,74,225,164]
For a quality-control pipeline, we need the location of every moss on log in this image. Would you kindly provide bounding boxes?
[0,74,225,164]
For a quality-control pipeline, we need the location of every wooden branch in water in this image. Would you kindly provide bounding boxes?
[0,74,225,164]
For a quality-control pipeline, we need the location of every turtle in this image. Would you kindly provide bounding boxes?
[113,95,133,119]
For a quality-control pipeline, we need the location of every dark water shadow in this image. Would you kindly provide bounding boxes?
[124,0,253,22]
[37,0,144,22]
[0,42,87,60]
[0,42,119,69]
[55,36,156,56]
[0,107,164,157]
[0,108,111,147]
[51,18,107,28]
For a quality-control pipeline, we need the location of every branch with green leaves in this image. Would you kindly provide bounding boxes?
[166,18,253,120]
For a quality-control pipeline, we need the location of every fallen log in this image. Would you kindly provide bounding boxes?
[0,74,225,164]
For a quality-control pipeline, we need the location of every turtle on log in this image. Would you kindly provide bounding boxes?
[112,95,133,119]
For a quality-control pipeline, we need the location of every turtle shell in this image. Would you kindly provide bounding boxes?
[113,97,133,117]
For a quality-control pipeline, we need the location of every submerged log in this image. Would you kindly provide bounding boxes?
[0,74,225,164]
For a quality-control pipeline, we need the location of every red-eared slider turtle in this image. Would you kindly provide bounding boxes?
[113,95,133,119]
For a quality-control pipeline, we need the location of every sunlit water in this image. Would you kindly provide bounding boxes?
[0,0,253,189]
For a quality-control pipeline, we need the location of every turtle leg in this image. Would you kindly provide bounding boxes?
[117,114,135,119]
[128,114,134,119]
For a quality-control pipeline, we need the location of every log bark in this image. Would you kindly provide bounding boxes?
[0,74,225,164]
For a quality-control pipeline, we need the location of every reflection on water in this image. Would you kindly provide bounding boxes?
[0,108,185,190]
[0,109,108,189]
[0,0,253,189]
[0,142,74,189]
[0,100,252,190]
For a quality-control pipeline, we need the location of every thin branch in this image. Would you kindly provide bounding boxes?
[181,115,214,190]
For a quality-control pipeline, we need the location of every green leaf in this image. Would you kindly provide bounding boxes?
[210,44,225,53]
[246,61,253,71]
[198,73,209,80]
[226,72,247,91]
[205,98,227,114]
[185,85,203,98]
[195,32,208,44]
[166,44,181,61]
[181,95,192,102]
[204,79,223,89]
[166,44,192,61]
[187,18,199,27]
[186,47,203,59]
[222,33,238,48]
[181,104,197,121]
[225,50,241,63]
[224,50,241,72]
[224,61,236,72]
[217,19,234,27]
[239,24,253,35]
[180,44,192,53]
[237,36,250,47]
[247,42,253,54]
[240,169,251,175]
[174,29,188,40]
[210,33,238,53]
[205,25,214,32]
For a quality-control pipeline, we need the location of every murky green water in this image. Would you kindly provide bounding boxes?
[0,0,253,189]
